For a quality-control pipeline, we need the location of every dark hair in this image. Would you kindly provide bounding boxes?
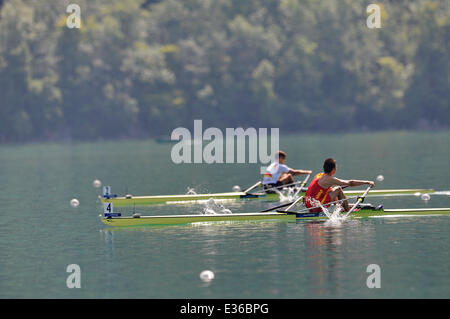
[323,158,336,173]
[276,151,287,160]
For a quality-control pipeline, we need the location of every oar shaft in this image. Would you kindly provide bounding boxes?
[261,202,293,212]
[343,185,373,218]
[244,181,262,193]
[293,174,311,197]
[285,196,303,212]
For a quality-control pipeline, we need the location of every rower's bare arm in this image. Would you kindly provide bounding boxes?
[317,176,347,188]
[348,180,375,187]
[330,177,351,187]
[324,177,374,188]
[289,169,312,176]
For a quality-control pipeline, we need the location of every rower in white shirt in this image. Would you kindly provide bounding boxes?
[262,151,312,193]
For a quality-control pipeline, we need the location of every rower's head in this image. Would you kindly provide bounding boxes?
[323,158,337,176]
[276,151,287,164]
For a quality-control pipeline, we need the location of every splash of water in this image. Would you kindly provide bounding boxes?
[430,191,450,196]
[202,198,232,215]
[433,191,450,196]
[277,187,298,203]
[306,197,347,223]
[327,205,347,224]
[186,187,197,195]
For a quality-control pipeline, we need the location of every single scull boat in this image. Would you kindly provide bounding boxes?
[100,207,450,227]
[100,187,435,207]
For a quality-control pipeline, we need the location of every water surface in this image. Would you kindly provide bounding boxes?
[0,131,449,298]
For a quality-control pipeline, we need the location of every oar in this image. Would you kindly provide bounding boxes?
[292,174,311,197]
[260,174,312,212]
[244,181,262,194]
[261,201,296,212]
[284,195,304,212]
[343,185,373,218]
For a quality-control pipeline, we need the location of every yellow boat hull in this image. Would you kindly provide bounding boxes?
[101,207,450,227]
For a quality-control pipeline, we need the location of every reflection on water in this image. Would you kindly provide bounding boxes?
[98,217,384,298]
[100,229,115,257]
[305,221,342,296]
[302,219,377,297]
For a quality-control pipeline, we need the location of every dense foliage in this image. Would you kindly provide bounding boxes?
[0,0,448,142]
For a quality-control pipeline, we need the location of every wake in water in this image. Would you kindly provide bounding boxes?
[431,190,450,196]
[202,198,232,215]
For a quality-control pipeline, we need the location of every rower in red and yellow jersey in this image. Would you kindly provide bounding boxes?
[305,173,332,212]
[305,158,374,212]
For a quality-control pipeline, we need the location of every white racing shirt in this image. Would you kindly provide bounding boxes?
[263,162,291,184]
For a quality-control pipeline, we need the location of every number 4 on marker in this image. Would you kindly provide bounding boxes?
[104,203,113,214]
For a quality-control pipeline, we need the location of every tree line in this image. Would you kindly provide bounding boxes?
[0,0,448,142]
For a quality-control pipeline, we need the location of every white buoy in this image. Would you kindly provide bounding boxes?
[200,270,215,282]
[376,175,384,182]
[232,185,241,192]
[421,194,431,202]
[70,198,80,207]
[92,179,102,188]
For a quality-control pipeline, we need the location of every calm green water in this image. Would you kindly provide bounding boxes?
[0,131,449,298]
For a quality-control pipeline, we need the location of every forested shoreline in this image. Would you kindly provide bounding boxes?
[0,0,448,143]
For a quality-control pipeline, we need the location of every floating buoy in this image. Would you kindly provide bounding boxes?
[421,194,431,202]
[232,185,241,192]
[70,198,80,207]
[92,179,102,188]
[200,270,215,282]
